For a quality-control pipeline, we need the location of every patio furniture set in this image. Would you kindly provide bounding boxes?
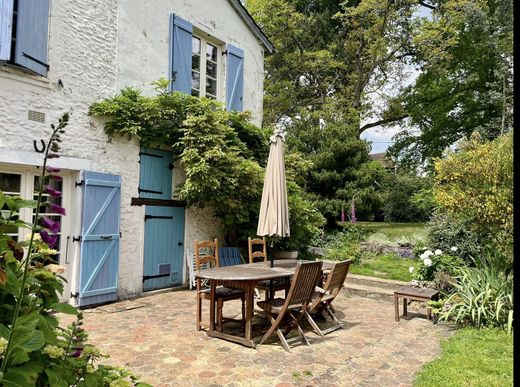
[194,238,351,352]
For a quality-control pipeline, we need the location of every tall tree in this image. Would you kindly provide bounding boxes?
[388,0,514,168]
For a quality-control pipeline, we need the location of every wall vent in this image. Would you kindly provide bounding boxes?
[158,263,171,275]
[28,110,45,123]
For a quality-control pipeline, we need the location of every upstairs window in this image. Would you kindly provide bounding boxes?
[0,0,50,77]
[191,36,220,99]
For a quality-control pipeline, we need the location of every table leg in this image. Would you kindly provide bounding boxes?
[394,293,399,322]
[209,280,216,333]
[245,282,254,342]
[403,297,408,317]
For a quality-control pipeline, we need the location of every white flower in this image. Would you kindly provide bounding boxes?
[423,258,433,267]
[450,246,458,252]
[420,250,434,260]
[409,266,415,273]
[434,249,442,255]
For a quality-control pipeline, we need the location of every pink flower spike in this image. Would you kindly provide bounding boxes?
[40,230,58,248]
[47,203,66,215]
[41,216,61,233]
[45,185,62,198]
[46,166,61,173]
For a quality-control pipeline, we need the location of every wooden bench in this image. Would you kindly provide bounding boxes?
[394,286,439,322]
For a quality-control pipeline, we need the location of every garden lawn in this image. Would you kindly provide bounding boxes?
[414,328,513,387]
[349,253,415,281]
[353,221,426,241]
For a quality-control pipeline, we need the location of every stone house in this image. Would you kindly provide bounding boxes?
[0,0,273,306]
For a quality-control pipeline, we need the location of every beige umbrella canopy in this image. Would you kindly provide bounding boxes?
[257,129,290,239]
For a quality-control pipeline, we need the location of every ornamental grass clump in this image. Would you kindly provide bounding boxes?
[0,114,150,386]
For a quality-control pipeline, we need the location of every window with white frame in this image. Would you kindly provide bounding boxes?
[191,35,221,99]
[0,170,67,263]
[0,0,50,76]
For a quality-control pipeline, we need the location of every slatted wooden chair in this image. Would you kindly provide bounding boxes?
[257,261,323,352]
[195,239,245,332]
[248,236,291,301]
[305,260,351,336]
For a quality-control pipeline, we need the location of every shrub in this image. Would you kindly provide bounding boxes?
[437,251,513,333]
[383,174,434,222]
[410,247,463,283]
[426,211,481,263]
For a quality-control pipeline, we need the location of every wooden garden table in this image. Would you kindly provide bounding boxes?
[196,259,332,348]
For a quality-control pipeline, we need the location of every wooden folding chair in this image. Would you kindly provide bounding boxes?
[305,260,351,336]
[257,261,323,352]
[195,239,245,332]
[248,236,291,300]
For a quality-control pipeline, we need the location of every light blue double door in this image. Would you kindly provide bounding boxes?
[140,147,185,291]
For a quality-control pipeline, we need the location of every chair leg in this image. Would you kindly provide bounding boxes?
[196,293,202,331]
[276,326,291,352]
[260,312,284,345]
[288,311,310,346]
[305,311,325,337]
[217,298,223,332]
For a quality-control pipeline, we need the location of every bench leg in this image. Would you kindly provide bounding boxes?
[427,307,432,320]
[394,293,399,322]
[403,297,407,317]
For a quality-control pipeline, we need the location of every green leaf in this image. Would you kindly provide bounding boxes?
[50,302,79,315]
[1,361,45,386]
[20,330,45,352]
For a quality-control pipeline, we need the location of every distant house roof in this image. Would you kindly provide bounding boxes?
[370,152,395,168]
[229,0,274,53]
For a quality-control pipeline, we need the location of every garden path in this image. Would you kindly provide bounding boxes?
[70,289,453,386]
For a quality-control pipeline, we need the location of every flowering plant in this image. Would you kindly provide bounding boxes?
[409,247,464,282]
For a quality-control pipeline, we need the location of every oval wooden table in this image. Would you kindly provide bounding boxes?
[196,259,332,348]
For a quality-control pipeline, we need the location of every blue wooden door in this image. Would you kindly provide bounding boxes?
[143,205,185,291]
[139,147,173,200]
[78,171,121,307]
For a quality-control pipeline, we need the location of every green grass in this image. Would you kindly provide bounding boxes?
[414,328,513,387]
[353,221,426,241]
[349,253,415,281]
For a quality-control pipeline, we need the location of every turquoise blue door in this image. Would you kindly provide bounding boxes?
[139,147,185,291]
[143,205,185,290]
[78,171,121,307]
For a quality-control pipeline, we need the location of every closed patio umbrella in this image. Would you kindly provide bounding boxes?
[257,128,290,268]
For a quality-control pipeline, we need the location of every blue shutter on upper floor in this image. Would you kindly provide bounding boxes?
[78,171,121,307]
[14,0,50,76]
[169,14,192,94]
[0,0,13,60]
[226,44,244,111]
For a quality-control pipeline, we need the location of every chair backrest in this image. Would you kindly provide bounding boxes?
[248,237,268,264]
[285,261,323,306]
[194,239,219,271]
[322,260,351,296]
[219,247,243,267]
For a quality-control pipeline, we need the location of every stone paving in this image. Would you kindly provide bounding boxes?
[70,289,454,386]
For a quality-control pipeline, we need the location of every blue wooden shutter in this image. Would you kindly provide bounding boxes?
[14,0,50,76]
[226,44,244,111]
[169,14,192,94]
[78,171,121,307]
[139,147,173,200]
[0,0,13,60]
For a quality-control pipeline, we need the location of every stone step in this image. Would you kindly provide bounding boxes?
[346,273,409,291]
[343,282,396,302]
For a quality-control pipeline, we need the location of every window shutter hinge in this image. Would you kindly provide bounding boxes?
[75,180,84,187]
[72,236,82,243]
[70,292,79,299]
[171,70,177,82]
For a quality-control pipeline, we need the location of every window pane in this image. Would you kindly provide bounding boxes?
[206,43,217,62]
[192,37,201,55]
[206,78,217,98]
[0,173,21,194]
[191,70,200,92]
[192,54,200,71]
[206,60,217,79]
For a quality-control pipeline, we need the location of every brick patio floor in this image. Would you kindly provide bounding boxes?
[72,289,454,387]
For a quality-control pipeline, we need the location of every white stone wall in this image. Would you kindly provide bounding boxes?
[0,0,265,302]
[116,0,265,125]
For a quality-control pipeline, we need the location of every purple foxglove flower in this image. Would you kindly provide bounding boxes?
[40,230,58,248]
[50,175,63,181]
[70,350,82,358]
[41,216,61,233]
[47,203,66,215]
[45,185,62,198]
[46,166,61,173]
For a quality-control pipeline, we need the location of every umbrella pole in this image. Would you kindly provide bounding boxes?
[269,238,275,300]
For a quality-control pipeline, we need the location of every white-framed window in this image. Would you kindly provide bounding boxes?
[191,35,221,100]
[0,168,70,263]
[0,0,50,77]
